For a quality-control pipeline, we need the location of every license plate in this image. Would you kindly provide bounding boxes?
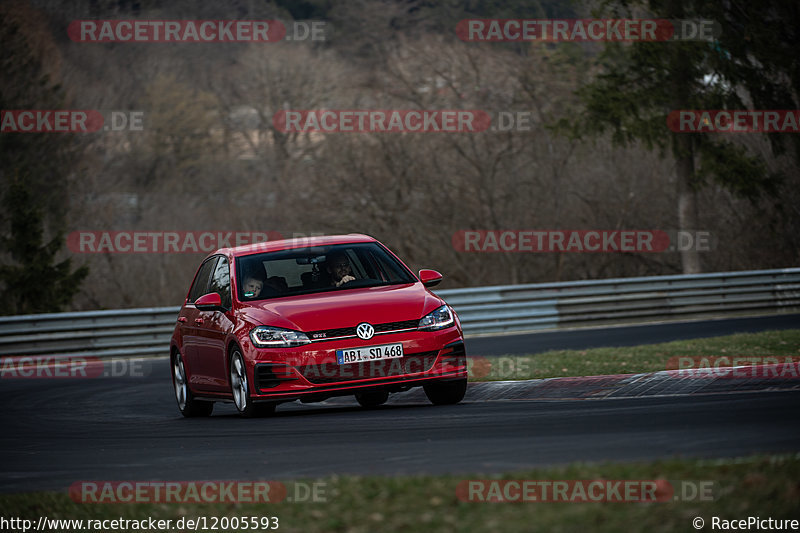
[336,343,404,365]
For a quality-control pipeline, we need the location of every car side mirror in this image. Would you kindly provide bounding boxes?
[418,269,443,288]
[195,292,224,311]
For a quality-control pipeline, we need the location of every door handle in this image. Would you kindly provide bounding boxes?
[178,317,187,323]
[194,318,204,325]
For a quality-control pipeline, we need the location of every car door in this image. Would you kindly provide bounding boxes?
[194,255,235,392]
[178,256,218,389]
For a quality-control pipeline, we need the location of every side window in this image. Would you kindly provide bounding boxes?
[188,258,218,303]
[208,256,231,309]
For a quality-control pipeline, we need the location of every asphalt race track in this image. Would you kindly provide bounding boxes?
[1,315,799,493]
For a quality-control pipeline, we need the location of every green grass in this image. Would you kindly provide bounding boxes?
[2,455,799,532]
[468,329,800,381]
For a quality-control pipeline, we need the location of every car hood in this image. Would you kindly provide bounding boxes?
[237,283,444,331]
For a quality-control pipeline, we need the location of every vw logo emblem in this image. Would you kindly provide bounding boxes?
[356,322,374,340]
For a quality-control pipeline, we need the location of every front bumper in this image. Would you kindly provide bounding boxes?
[244,328,467,401]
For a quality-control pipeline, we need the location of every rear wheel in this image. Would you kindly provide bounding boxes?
[230,349,275,418]
[172,351,213,417]
[423,378,467,405]
[355,390,389,408]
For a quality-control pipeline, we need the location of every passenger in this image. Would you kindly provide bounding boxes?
[243,264,288,298]
[242,275,264,298]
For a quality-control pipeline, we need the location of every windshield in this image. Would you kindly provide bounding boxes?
[234,242,416,301]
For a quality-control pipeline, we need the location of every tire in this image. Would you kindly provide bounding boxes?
[355,390,389,408]
[423,378,467,405]
[230,348,275,418]
[172,351,213,417]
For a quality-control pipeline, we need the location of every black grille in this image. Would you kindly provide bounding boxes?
[440,341,466,367]
[442,340,466,358]
[309,326,354,339]
[298,351,438,384]
[307,319,418,341]
[374,319,419,332]
[254,363,298,391]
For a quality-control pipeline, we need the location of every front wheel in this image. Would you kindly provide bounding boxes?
[172,351,213,417]
[423,378,467,405]
[230,349,275,418]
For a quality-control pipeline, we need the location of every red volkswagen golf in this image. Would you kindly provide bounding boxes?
[170,234,468,417]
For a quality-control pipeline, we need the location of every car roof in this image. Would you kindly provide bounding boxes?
[210,233,378,259]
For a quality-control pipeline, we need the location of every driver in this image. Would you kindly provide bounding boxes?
[326,252,356,287]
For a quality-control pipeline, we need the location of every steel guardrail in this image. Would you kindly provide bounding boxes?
[1,268,798,359]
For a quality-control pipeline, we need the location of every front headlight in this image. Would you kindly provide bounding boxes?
[418,305,454,331]
[249,326,311,347]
